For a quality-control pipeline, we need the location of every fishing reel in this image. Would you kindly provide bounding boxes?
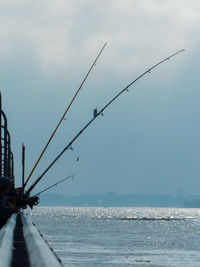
[15,192,40,209]
[26,195,40,209]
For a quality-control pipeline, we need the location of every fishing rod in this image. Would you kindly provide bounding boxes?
[22,143,25,187]
[27,49,185,195]
[24,42,107,188]
[33,175,74,197]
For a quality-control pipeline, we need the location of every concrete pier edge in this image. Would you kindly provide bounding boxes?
[0,214,17,267]
[0,212,63,267]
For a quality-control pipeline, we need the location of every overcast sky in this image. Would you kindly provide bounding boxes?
[1,0,200,196]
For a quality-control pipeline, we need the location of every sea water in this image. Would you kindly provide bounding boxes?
[28,207,200,266]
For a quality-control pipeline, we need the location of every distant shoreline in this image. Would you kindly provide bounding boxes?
[37,192,200,208]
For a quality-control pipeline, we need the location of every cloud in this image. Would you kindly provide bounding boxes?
[0,0,199,76]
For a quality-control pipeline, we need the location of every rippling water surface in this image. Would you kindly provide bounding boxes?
[28,207,200,266]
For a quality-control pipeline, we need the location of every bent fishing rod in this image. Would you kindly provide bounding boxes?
[27,49,185,195]
[24,42,107,188]
[33,175,74,197]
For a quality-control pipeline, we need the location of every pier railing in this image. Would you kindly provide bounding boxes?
[0,214,17,267]
[0,213,63,267]
[22,213,63,267]
[0,94,14,180]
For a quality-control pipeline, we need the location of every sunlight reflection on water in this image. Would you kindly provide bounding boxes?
[28,207,200,266]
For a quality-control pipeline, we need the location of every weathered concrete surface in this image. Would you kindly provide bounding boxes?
[22,213,63,267]
[0,214,16,267]
[0,212,63,267]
